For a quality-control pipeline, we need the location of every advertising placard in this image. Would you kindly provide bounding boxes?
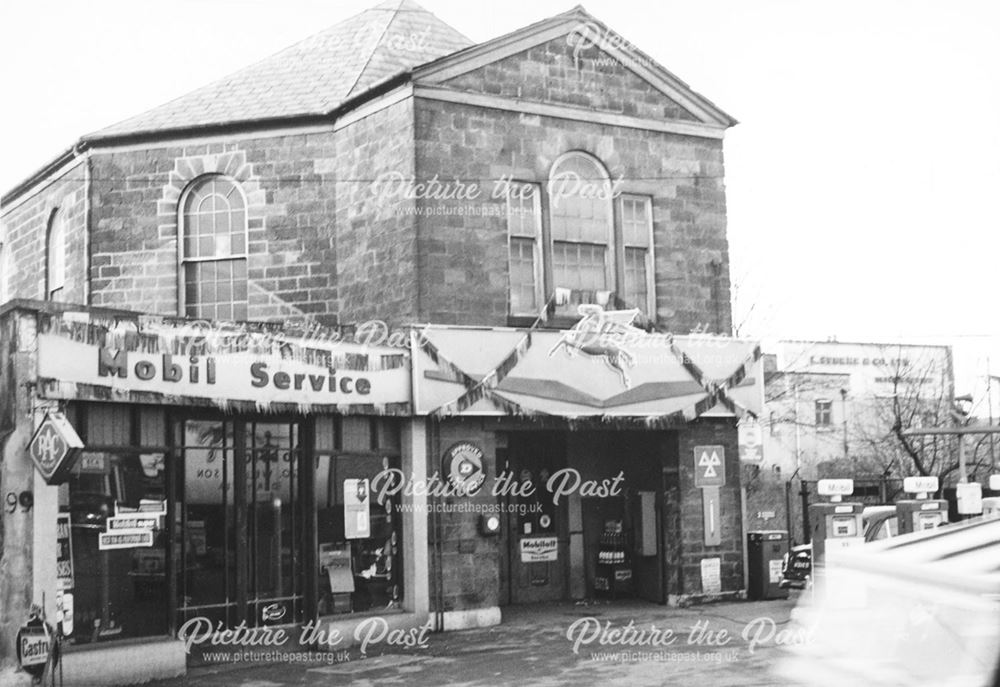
[520,536,558,562]
[56,514,74,591]
[344,479,371,539]
[99,531,154,550]
[738,418,764,463]
[106,515,159,532]
[700,557,722,594]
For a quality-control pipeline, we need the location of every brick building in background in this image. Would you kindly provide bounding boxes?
[0,2,761,685]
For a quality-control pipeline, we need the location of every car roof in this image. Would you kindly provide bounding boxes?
[862,505,897,521]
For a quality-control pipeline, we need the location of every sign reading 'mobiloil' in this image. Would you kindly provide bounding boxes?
[37,333,410,409]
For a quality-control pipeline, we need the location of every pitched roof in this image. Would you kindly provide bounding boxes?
[86,0,472,140]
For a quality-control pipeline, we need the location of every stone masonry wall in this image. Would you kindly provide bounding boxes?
[676,418,743,595]
[442,36,701,122]
[2,158,89,305]
[413,97,731,332]
[427,419,501,612]
[86,133,339,323]
[333,97,419,326]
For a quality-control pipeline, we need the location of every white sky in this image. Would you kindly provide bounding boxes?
[1,0,998,409]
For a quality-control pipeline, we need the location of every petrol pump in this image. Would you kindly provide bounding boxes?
[983,475,1000,520]
[808,479,864,567]
[896,476,949,534]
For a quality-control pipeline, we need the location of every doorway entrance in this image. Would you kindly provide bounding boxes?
[175,418,305,629]
[502,432,568,604]
[499,429,670,606]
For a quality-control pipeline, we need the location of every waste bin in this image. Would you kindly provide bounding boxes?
[747,530,789,600]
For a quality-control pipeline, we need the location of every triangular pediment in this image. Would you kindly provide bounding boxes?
[414,7,736,127]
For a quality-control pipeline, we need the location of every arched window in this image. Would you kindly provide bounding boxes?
[46,208,66,301]
[548,153,614,295]
[179,175,249,320]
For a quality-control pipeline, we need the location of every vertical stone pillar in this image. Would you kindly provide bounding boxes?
[401,418,429,616]
[0,309,38,686]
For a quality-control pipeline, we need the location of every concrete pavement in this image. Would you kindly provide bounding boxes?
[140,595,802,687]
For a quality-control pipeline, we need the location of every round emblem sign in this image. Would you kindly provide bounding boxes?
[442,442,485,496]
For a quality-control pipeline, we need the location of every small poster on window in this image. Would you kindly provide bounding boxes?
[188,520,208,556]
[344,479,370,539]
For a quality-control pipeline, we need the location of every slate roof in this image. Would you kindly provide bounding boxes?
[87,0,472,140]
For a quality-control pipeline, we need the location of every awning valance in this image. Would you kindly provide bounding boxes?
[413,310,762,422]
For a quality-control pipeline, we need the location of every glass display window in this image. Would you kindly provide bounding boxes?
[65,449,169,644]
[314,417,403,616]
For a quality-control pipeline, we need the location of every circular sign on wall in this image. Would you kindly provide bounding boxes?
[442,442,485,496]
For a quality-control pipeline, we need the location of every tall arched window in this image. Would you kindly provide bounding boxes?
[548,153,614,294]
[180,175,249,320]
[46,208,66,301]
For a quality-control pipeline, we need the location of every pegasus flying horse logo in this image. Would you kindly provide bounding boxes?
[548,305,640,389]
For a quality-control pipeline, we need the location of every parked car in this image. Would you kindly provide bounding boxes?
[779,543,813,590]
[861,505,898,542]
[778,505,903,589]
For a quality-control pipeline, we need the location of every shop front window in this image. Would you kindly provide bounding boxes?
[176,418,304,628]
[65,449,169,644]
[314,417,403,615]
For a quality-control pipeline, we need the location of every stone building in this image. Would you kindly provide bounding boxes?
[744,340,955,540]
[0,2,758,684]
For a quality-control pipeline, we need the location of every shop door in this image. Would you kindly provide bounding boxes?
[176,419,304,628]
[504,433,568,604]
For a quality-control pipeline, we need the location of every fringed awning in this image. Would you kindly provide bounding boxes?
[413,306,763,422]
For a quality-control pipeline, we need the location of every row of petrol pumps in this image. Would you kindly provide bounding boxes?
[747,474,1000,600]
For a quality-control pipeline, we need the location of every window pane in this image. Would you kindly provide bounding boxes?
[47,210,66,298]
[549,154,611,244]
[624,247,648,311]
[622,196,651,247]
[199,236,214,257]
[181,177,249,319]
[509,238,537,314]
[506,184,539,238]
[215,233,231,257]
[553,242,607,292]
[201,282,216,303]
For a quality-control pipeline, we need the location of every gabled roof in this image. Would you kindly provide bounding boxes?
[86,0,472,141]
[413,4,738,128]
